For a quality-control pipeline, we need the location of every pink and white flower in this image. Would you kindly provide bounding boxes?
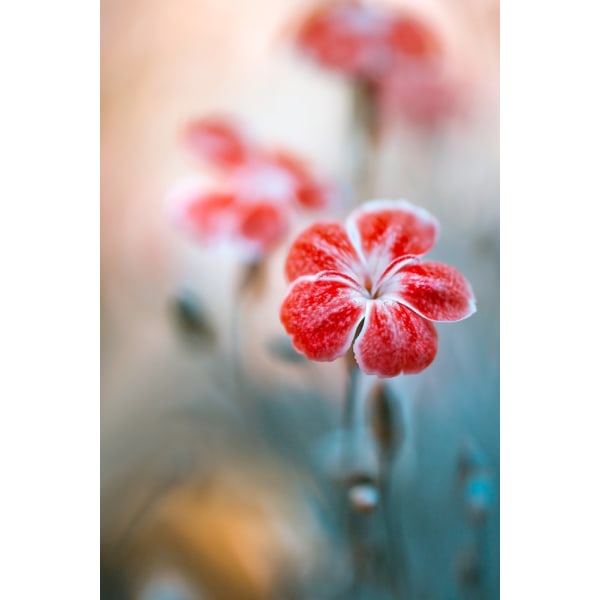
[168,117,337,261]
[280,199,476,377]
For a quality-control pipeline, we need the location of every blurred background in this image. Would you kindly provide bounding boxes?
[101,1,499,598]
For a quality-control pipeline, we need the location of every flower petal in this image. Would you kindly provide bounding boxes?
[296,2,395,78]
[387,16,441,62]
[182,117,254,170]
[233,159,297,205]
[284,222,364,283]
[238,202,290,251]
[354,300,438,377]
[347,199,439,282]
[386,261,476,322]
[174,189,238,239]
[267,150,335,209]
[280,272,366,361]
[296,4,368,76]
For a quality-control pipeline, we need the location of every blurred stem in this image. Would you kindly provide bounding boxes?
[230,259,268,388]
[343,364,366,460]
[341,359,375,587]
[376,387,411,599]
[341,362,413,597]
[475,525,489,600]
[230,280,243,388]
[342,353,376,479]
[350,78,380,206]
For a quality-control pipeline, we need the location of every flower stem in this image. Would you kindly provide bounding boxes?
[350,79,380,206]
[230,259,267,389]
[343,365,364,460]
[339,359,375,588]
[373,385,411,598]
[340,359,413,596]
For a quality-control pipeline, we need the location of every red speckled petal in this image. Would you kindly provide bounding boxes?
[354,300,438,377]
[285,222,364,283]
[384,261,476,322]
[280,272,366,362]
[347,199,439,282]
[183,117,254,170]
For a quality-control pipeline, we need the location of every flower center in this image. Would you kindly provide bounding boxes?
[236,163,295,203]
[363,275,381,299]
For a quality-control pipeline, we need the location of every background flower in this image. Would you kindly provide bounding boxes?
[295,0,441,81]
[280,199,476,377]
[294,0,468,129]
[167,117,338,261]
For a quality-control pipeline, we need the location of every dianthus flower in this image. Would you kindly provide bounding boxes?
[295,0,440,82]
[168,117,336,261]
[280,200,476,377]
[295,1,466,129]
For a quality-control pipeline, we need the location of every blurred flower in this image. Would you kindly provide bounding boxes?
[168,177,290,260]
[295,0,440,81]
[182,117,336,212]
[294,1,465,129]
[280,199,476,377]
[168,117,338,261]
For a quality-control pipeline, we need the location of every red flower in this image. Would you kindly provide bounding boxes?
[169,117,337,261]
[295,1,467,129]
[280,200,476,377]
[168,175,291,259]
[296,1,440,81]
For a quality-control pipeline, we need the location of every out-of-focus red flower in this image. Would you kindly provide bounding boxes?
[168,118,337,261]
[295,1,467,129]
[295,1,440,81]
[280,200,476,378]
[168,177,291,259]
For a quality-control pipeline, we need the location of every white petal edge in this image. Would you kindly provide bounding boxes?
[381,284,478,323]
